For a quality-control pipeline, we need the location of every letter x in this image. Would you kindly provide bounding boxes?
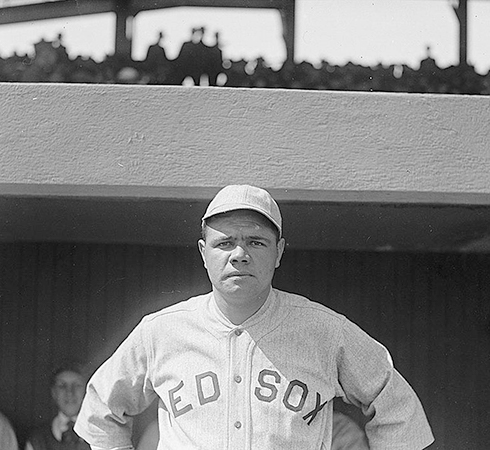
[302,392,328,425]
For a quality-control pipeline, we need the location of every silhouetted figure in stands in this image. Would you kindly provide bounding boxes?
[250,57,279,88]
[283,60,321,89]
[224,59,251,87]
[0,23,487,94]
[419,46,438,76]
[143,32,173,84]
[0,52,26,82]
[174,27,204,85]
[318,60,343,90]
[71,57,102,83]
[19,35,71,82]
[362,63,392,93]
[174,27,223,86]
[418,45,449,93]
[206,31,224,85]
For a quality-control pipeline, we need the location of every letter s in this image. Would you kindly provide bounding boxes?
[255,369,281,403]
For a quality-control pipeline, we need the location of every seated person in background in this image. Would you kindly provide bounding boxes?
[26,361,90,450]
[136,411,370,450]
[0,409,19,450]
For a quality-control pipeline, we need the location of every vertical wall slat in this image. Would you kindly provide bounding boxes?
[71,244,91,366]
[0,245,20,421]
[16,244,39,427]
[33,243,56,424]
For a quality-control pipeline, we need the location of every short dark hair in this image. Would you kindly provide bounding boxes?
[50,360,86,387]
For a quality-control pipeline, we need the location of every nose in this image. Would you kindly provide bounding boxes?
[230,244,250,264]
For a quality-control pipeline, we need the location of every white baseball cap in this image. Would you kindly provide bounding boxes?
[202,185,282,237]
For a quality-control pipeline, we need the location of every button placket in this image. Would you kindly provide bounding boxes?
[228,327,248,447]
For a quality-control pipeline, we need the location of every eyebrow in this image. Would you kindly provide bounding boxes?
[209,234,272,244]
[248,235,272,243]
[207,235,232,244]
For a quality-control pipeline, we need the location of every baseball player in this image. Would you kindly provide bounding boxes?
[74,184,434,449]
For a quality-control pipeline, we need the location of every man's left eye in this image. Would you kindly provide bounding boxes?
[251,241,265,246]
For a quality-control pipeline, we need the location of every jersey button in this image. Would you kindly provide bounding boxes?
[234,329,243,336]
[234,421,242,429]
[234,375,242,383]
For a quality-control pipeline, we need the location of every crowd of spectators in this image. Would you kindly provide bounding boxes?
[1,27,489,95]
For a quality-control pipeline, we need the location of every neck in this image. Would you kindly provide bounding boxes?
[213,289,270,325]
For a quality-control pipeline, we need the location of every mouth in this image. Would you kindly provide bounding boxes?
[225,272,252,279]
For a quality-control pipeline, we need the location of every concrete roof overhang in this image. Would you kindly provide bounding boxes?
[1,185,489,253]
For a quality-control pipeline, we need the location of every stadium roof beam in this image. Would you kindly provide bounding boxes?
[0,0,296,64]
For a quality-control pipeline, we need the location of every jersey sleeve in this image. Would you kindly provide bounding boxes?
[0,413,18,450]
[335,318,434,450]
[74,319,157,449]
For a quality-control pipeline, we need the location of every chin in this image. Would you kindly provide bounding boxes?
[224,278,254,288]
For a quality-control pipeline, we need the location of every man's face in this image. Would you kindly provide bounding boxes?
[198,210,285,306]
[51,370,86,418]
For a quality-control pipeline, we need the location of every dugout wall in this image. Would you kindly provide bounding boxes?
[1,83,489,449]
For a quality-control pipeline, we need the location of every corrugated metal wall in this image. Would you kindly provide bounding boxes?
[1,242,489,448]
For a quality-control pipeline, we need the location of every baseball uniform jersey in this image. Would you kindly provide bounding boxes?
[74,288,434,450]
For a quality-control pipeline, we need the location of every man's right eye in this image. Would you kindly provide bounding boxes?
[216,241,232,248]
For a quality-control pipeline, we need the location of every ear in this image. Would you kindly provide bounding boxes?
[275,238,286,268]
[198,239,208,269]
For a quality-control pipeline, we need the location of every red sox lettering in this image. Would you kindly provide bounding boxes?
[166,369,328,425]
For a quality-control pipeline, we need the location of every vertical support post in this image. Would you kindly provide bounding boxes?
[115,0,132,61]
[280,0,295,67]
[452,0,468,66]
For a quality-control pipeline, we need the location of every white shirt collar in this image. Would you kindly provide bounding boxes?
[52,411,78,441]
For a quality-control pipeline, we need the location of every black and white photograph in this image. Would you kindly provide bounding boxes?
[0,1,489,450]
